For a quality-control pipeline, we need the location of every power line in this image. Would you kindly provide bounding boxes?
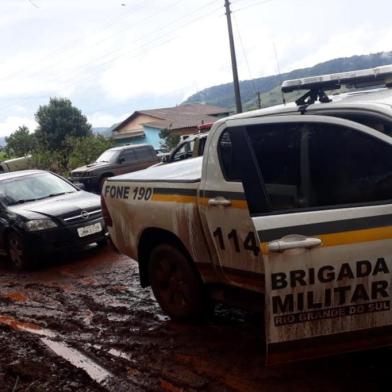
[0,2,223,115]
[233,0,276,13]
[0,0,183,83]
[0,0,220,87]
[27,0,39,8]
[232,12,257,96]
[39,2,223,91]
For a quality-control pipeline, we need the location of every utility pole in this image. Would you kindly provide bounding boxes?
[224,0,242,113]
[257,91,262,109]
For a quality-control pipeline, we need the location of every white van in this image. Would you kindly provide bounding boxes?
[0,155,33,173]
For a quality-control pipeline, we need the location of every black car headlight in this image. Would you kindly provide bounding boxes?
[24,219,58,231]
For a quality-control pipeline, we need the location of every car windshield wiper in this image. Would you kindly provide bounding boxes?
[12,198,37,204]
[34,191,74,200]
[46,191,75,198]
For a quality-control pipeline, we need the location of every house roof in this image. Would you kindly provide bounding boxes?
[112,103,231,133]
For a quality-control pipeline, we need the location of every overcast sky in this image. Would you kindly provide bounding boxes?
[0,0,391,137]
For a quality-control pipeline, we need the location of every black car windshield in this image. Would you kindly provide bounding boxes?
[96,149,119,163]
[0,172,77,206]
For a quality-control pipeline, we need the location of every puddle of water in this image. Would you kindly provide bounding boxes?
[108,348,132,361]
[0,313,111,386]
[156,314,170,322]
[0,315,56,338]
[107,314,130,322]
[41,337,112,385]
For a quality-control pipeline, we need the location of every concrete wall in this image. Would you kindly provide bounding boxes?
[131,126,161,149]
[117,114,158,133]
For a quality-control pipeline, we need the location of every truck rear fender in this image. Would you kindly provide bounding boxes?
[138,228,200,288]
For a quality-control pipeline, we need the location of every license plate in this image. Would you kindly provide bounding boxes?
[77,222,102,238]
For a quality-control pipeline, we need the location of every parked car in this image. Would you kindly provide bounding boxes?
[70,144,159,192]
[0,170,106,269]
[0,155,33,173]
[102,65,392,363]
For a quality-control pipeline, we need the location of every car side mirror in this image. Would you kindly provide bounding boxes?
[117,157,125,164]
[77,183,86,191]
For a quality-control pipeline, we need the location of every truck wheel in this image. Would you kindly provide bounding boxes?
[7,232,30,270]
[148,244,211,322]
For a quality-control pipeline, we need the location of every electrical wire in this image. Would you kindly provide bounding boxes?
[233,0,276,13]
[35,1,223,91]
[0,0,220,88]
[232,12,257,95]
[0,1,223,115]
[0,0,184,83]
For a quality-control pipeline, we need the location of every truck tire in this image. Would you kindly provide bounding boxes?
[148,243,211,322]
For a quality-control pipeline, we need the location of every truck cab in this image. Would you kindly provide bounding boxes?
[102,65,392,363]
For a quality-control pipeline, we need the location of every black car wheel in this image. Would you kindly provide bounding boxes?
[148,244,211,322]
[7,232,30,270]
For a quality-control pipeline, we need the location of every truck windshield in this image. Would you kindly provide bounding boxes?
[96,150,119,163]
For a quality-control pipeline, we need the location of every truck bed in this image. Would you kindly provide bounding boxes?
[109,156,203,183]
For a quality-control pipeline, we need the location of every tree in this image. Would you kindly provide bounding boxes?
[33,135,114,176]
[5,126,36,157]
[67,134,114,170]
[159,128,180,152]
[35,97,92,150]
[33,97,92,172]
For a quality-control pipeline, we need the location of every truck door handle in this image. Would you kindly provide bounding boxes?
[268,235,322,252]
[208,197,231,207]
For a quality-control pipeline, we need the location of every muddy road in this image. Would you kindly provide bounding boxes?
[0,245,391,391]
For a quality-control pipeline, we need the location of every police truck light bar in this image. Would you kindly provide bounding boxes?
[282,65,392,93]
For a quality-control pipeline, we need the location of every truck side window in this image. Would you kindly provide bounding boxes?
[121,150,136,163]
[247,124,302,211]
[173,142,192,161]
[308,124,392,207]
[134,148,150,162]
[317,111,392,137]
[218,131,242,181]
[198,137,207,156]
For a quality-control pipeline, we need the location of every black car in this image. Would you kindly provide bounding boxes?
[0,170,107,269]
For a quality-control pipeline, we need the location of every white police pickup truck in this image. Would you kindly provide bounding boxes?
[102,65,392,363]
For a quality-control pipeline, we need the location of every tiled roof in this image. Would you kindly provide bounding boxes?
[112,103,231,133]
[139,103,230,118]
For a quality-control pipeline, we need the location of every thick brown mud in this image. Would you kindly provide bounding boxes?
[0,245,391,391]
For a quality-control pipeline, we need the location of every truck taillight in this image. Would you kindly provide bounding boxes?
[100,194,113,227]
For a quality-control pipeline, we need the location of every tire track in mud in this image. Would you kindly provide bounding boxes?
[0,250,216,391]
[1,248,392,391]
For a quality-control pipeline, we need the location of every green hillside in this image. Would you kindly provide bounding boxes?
[184,51,392,110]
